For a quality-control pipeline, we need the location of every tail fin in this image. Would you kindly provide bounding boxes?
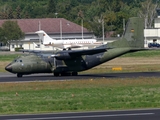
[35,30,55,45]
[108,17,144,48]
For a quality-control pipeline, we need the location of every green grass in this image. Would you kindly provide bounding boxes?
[0,54,22,72]
[0,78,160,114]
[81,64,160,74]
[0,54,20,61]
[122,50,160,57]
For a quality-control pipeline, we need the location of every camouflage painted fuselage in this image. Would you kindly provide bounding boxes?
[6,54,51,74]
[5,17,145,77]
[55,47,136,72]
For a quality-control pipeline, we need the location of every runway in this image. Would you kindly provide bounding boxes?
[0,108,160,120]
[1,72,160,82]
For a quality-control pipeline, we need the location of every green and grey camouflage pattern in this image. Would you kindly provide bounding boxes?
[5,17,145,77]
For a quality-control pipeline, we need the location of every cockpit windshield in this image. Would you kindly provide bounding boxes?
[12,55,25,63]
[11,54,34,64]
[14,59,23,62]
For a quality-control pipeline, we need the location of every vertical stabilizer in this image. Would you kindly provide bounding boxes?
[35,30,55,45]
[108,17,144,48]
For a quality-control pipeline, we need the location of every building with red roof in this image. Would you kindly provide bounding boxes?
[0,18,95,51]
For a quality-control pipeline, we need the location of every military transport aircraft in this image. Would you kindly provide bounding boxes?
[5,17,145,77]
[35,30,103,50]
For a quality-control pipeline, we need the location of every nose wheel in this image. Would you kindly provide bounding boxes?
[17,73,23,78]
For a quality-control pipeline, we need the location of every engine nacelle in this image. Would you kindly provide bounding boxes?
[55,52,73,60]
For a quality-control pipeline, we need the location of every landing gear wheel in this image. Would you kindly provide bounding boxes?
[54,72,59,77]
[17,73,23,78]
[61,72,71,76]
[72,72,78,76]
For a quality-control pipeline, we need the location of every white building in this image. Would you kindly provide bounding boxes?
[144,8,160,47]
[0,18,96,51]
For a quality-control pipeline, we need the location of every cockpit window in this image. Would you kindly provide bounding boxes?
[14,59,23,62]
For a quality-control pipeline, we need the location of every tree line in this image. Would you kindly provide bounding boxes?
[0,0,159,41]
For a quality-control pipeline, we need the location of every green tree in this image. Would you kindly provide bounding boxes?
[138,0,158,28]
[24,11,30,18]
[0,4,9,19]
[8,7,14,19]
[47,0,57,15]
[0,0,148,37]
[16,5,21,19]
[0,21,24,47]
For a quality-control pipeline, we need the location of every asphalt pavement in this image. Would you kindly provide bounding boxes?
[1,72,160,83]
[0,108,159,120]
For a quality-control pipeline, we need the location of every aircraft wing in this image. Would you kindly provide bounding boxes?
[68,47,107,55]
[18,49,58,55]
[53,47,107,60]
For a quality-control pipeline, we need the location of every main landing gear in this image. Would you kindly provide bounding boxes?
[54,72,78,77]
[17,73,23,78]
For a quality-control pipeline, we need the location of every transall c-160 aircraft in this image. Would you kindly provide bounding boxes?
[5,17,145,77]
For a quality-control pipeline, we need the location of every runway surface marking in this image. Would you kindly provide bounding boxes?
[8,112,154,120]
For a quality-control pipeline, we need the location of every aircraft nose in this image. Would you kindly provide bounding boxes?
[5,64,12,72]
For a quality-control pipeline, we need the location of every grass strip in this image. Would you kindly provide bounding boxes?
[0,54,20,61]
[0,77,160,114]
[122,50,160,57]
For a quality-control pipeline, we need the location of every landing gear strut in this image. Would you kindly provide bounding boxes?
[72,72,78,76]
[17,73,23,78]
[54,72,60,77]
[53,72,78,76]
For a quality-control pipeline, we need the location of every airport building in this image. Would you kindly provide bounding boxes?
[0,18,96,51]
[144,8,160,47]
